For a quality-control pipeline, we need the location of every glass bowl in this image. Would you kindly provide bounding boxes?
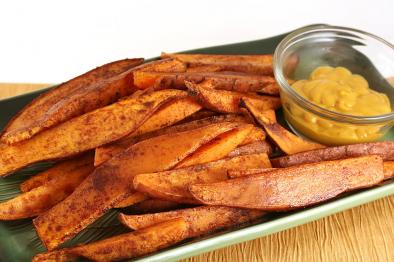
[273,25,394,145]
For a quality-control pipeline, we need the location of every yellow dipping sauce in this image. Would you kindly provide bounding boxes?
[286,66,391,145]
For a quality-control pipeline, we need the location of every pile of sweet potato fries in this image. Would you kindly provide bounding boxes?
[0,53,393,262]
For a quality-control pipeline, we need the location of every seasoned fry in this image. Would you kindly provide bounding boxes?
[161,53,273,75]
[0,156,94,220]
[190,156,384,210]
[186,65,223,72]
[186,80,281,113]
[95,114,250,166]
[119,206,265,238]
[94,97,202,166]
[175,124,254,168]
[133,97,202,136]
[271,141,394,168]
[134,153,271,204]
[0,89,186,177]
[34,122,241,250]
[238,127,266,145]
[178,109,218,123]
[134,58,187,73]
[114,192,148,208]
[228,141,273,157]
[132,59,187,89]
[94,97,201,166]
[20,154,93,192]
[241,97,325,154]
[256,82,280,95]
[227,168,275,178]
[384,161,394,180]
[126,199,186,214]
[1,59,144,145]
[134,71,279,94]
[32,218,188,262]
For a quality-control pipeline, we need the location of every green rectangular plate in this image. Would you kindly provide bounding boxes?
[0,30,393,262]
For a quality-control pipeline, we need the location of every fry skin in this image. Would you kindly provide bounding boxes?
[227,141,273,157]
[134,153,271,204]
[34,122,242,250]
[190,156,384,211]
[132,59,187,89]
[241,97,324,154]
[186,80,281,114]
[161,53,273,75]
[32,218,188,262]
[134,71,279,94]
[227,168,275,178]
[0,89,186,177]
[1,58,144,145]
[95,114,250,166]
[271,141,394,168]
[119,206,265,238]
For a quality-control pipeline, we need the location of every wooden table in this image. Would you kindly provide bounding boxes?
[1,83,393,262]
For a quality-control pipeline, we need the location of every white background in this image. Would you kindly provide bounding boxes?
[0,0,393,83]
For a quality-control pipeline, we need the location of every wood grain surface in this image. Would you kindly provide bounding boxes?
[1,83,393,262]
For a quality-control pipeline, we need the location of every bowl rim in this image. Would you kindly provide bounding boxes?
[273,24,394,124]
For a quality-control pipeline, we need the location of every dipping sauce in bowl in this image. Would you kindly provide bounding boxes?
[274,25,394,145]
[288,66,391,144]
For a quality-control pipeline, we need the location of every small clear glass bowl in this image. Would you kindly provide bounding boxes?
[273,25,394,145]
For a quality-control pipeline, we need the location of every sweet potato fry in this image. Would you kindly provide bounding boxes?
[271,141,394,168]
[190,156,384,211]
[126,199,186,214]
[186,65,223,72]
[114,192,148,208]
[134,71,279,94]
[1,59,144,145]
[134,153,271,204]
[228,141,273,157]
[178,109,218,123]
[239,127,266,145]
[175,124,254,168]
[132,97,202,136]
[95,114,250,166]
[186,80,281,113]
[256,82,280,96]
[161,53,273,75]
[0,156,94,220]
[227,168,275,178]
[384,161,394,180]
[32,218,188,262]
[20,153,93,193]
[119,206,265,238]
[132,59,187,89]
[34,122,241,250]
[0,89,186,177]
[241,97,325,154]
[94,97,202,167]
[134,58,187,73]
